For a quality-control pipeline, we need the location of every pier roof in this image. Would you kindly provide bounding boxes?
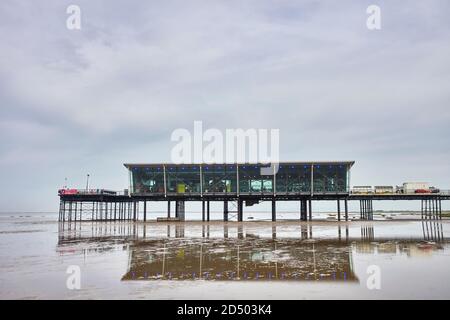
[123,161,355,168]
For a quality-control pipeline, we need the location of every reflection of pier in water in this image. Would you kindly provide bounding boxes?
[121,237,357,282]
[56,221,449,282]
[422,219,444,242]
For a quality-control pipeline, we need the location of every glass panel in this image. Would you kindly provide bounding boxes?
[238,164,274,193]
[202,164,237,193]
[275,164,311,193]
[131,166,164,194]
[313,164,347,193]
[166,165,201,194]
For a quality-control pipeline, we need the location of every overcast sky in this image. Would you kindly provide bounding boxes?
[1,1,450,212]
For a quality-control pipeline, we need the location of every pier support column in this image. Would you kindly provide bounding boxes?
[365,200,367,220]
[344,198,348,221]
[439,197,442,220]
[337,199,341,222]
[422,198,441,220]
[421,199,424,220]
[167,201,171,218]
[271,200,276,222]
[143,201,147,221]
[63,201,67,222]
[223,200,229,222]
[362,199,366,220]
[360,199,373,221]
[207,201,210,222]
[176,201,185,221]
[359,200,362,220]
[300,200,307,221]
[238,199,243,222]
[129,202,131,220]
[58,201,62,222]
[362,199,373,221]
[202,200,205,222]
[133,202,137,221]
[308,199,312,221]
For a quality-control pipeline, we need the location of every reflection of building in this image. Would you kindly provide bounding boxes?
[121,238,358,282]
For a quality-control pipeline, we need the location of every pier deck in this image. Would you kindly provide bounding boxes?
[58,191,449,223]
[58,161,449,222]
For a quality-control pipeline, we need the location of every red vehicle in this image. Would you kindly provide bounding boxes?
[58,189,78,195]
[415,189,431,194]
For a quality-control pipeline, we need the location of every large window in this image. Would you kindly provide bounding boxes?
[275,164,311,194]
[131,166,164,194]
[238,164,274,194]
[166,165,201,194]
[313,164,347,193]
[202,164,237,194]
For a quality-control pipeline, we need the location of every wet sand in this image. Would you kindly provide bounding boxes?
[0,212,449,299]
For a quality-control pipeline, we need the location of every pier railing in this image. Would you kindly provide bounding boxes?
[58,188,130,196]
[60,188,450,197]
[350,190,450,195]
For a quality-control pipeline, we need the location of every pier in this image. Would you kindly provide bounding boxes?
[58,161,449,222]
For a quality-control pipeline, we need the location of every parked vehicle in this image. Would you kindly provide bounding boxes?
[415,189,431,194]
[58,189,78,195]
[99,189,117,195]
[352,186,373,194]
[374,186,394,194]
[395,185,404,194]
[430,187,440,193]
[403,182,429,194]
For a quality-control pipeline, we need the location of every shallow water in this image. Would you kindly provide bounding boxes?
[0,212,449,299]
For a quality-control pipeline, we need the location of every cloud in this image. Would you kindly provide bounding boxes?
[0,0,449,210]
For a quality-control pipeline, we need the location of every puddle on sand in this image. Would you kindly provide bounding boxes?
[0,214,449,299]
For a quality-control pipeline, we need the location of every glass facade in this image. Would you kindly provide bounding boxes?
[131,165,165,194]
[202,164,237,194]
[313,164,348,193]
[238,164,274,194]
[275,163,311,194]
[127,162,350,195]
[166,165,201,194]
